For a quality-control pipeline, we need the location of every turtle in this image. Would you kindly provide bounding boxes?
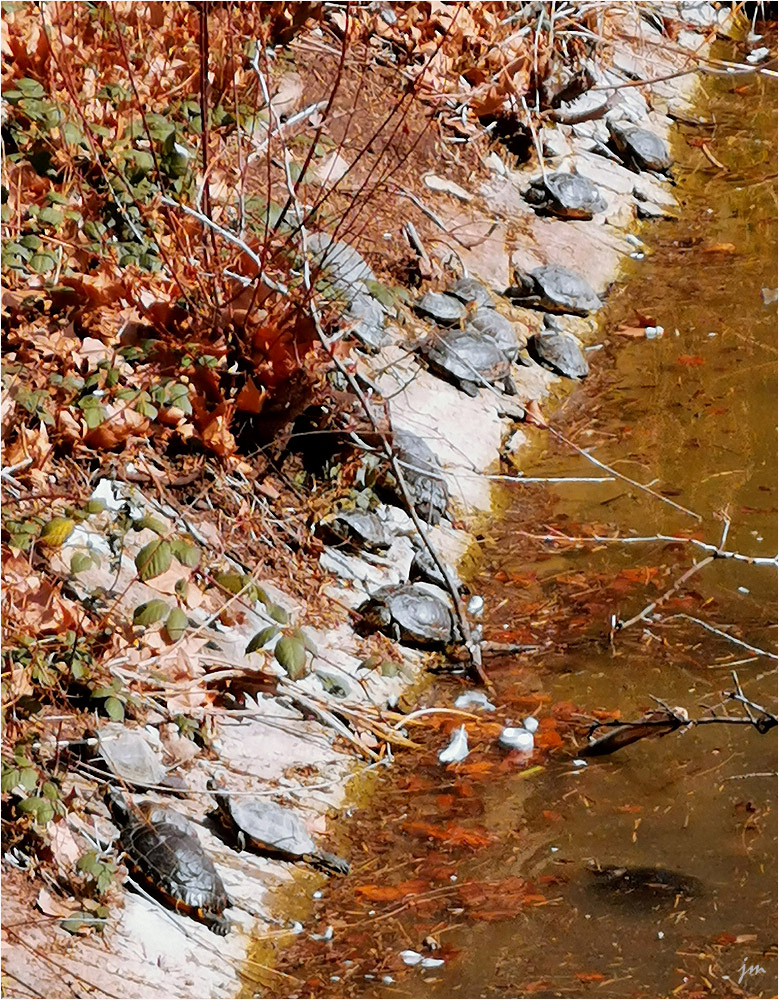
[587,862,702,902]
[358,584,458,646]
[105,788,230,935]
[447,277,493,309]
[525,171,607,219]
[527,315,589,379]
[418,328,515,396]
[465,307,521,362]
[607,119,672,174]
[506,265,601,316]
[389,431,448,525]
[415,291,466,325]
[209,782,350,875]
[321,510,394,552]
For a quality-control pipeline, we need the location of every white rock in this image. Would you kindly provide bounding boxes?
[400,950,423,966]
[523,716,539,733]
[421,957,445,968]
[438,725,469,764]
[467,595,484,616]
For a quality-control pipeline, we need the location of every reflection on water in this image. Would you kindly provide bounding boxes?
[265,43,777,1000]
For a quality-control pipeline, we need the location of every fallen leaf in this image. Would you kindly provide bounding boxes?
[677,355,705,367]
[355,879,429,902]
[614,325,647,338]
[402,820,496,848]
[84,403,150,450]
[703,242,736,253]
[524,399,547,428]
[576,972,606,983]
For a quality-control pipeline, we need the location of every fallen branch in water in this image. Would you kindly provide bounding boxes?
[578,672,777,757]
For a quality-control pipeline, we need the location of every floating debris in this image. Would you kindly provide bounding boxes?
[454,691,495,711]
[523,716,539,733]
[438,725,470,764]
[421,957,445,968]
[400,949,423,966]
[499,727,534,752]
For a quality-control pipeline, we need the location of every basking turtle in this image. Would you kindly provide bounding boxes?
[528,316,589,379]
[358,584,457,646]
[415,291,466,325]
[390,431,448,525]
[209,782,349,876]
[419,328,515,396]
[507,265,600,316]
[105,788,230,935]
[465,307,521,362]
[321,510,394,552]
[607,119,672,173]
[525,171,607,219]
[447,277,493,309]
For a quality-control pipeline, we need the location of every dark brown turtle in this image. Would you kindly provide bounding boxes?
[106,788,230,935]
[587,862,702,903]
[418,328,515,396]
[358,584,458,646]
[607,119,672,173]
[525,171,607,219]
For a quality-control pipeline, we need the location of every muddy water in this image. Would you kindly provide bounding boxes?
[264,49,777,1000]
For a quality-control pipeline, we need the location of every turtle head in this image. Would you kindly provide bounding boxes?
[103,785,130,825]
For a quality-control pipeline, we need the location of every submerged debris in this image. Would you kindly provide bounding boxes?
[438,725,470,764]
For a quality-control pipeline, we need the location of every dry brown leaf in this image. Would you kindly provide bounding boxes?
[84,403,150,450]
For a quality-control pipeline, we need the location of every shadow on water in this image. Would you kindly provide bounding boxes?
[259,40,778,1000]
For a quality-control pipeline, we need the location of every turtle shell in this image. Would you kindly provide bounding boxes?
[110,794,230,935]
[415,291,466,325]
[528,327,589,379]
[391,431,448,525]
[420,329,511,395]
[361,584,455,645]
[212,787,351,875]
[607,120,671,173]
[526,171,607,219]
[325,510,394,552]
[447,277,493,308]
[465,308,521,361]
[509,265,600,316]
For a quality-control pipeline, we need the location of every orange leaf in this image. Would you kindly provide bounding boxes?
[614,325,647,338]
[235,377,267,414]
[524,399,548,428]
[677,355,705,366]
[354,879,429,902]
[542,810,563,822]
[576,972,606,983]
[703,242,736,254]
[616,804,643,814]
[403,820,496,848]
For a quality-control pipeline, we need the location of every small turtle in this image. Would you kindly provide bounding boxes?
[465,307,521,362]
[321,510,394,552]
[390,431,448,525]
[447,277,493,309]
[105,788,230,935]
[358,584,457,646]
[415,291,466,325]
[525,171,607,219]
[607,119,672,174]
[419,329,515,396]
[209,783,349,876]
[507,265,600,316]
[528,316,589,379]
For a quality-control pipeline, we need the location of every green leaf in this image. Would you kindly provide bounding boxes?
[215,571,249,595]
[40,516,75,546]
[265,602,290,625]
[135,514,168,536]
[1,767,21,792]
[18,795,54,825]
[38,207,62,228]
[135,539,172,581]
[70,551,93,574]
[164,607,189,642]
[292,628,318,655]
[19,767,38,790]
[170,539,201,568]
[17,77,46,99]
[380,660,399,677]
[133,599,170,626]
[86,499,106,514]
[245,626,278,654]
[274,636,308,680]
[19,234,41,250]
[61,121,85,145]
[104,696,125,721]
[28,251,56,274]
